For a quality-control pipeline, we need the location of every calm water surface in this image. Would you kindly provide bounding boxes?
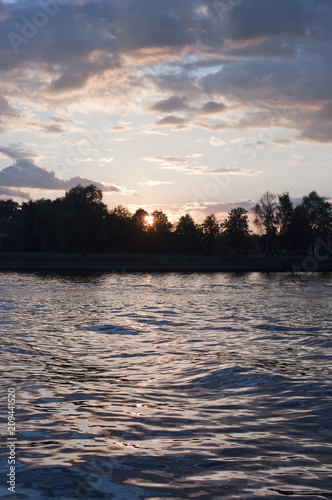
[0,271,332,499]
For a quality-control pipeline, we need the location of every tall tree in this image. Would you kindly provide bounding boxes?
[222,207,250,254]
[201,214,220,255]
[106,205,132,252]
[56,184,108,253]
[287,205,312,255]
[175,214,201,254]
[132,208,149,252]
[253,191,278,255]
[148,210,173,253]
[0,200,19,251]
[34,198,61,252]
[11,200,40,251]
[301,191,332,256]
[276,192,294,252]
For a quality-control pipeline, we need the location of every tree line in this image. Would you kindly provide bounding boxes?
[0,185,331,256]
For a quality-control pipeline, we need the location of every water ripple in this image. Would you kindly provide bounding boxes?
[0,272,331,499]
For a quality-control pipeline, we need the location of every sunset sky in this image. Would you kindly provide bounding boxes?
[0,0,332,221]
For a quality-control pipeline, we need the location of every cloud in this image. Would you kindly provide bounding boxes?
[155,115,188,128]
[209,136,226,147]
[0,95,19,118]
[27,122,67,135]
[108,125,132,132]
[292,155,306,164]
[0,186,31,200]
[140,128,168,136]
[0,0,332,144]
[180,199,255,214]
[99,157,114,163]
[0,95,22,132]
[49,72,90,94]
[272,137,294,146]
[224,0,309,42]
[199,101,227,115]
[142,155,260,176]
[139,180,174,186]
[0,144,38,160]
[0,157,133,195]
[149,96,190,112]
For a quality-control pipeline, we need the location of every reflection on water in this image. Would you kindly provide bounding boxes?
[0,271,332,499]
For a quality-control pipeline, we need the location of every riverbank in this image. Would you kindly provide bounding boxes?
[0,253,331,272]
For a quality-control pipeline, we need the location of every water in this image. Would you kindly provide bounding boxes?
[0,271,332,499]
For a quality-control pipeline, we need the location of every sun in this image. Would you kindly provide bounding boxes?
[144,215,154,226]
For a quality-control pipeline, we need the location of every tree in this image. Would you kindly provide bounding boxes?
[148,210,173,253]
[0,199,19,225]
[276,192,294,252]
[175,214,201,254]
[0,200,19,251]
[253,191,278,255]
[287,204,312,255]
[34,198,61,252]
[201,214,220,255]
[11,200,40,251]
[132,208,149,252]
[222,207,250,254]
[301,191,332,256]
[106,205,132,253]
[56,184,108,253]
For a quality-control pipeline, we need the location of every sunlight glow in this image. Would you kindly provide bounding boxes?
[145,215,154,226]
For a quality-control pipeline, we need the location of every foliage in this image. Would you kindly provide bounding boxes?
[253,191,278,255]
[301,191,332,255]
[222,207,250,254]
[175,214,201,254]
[1,185,331,256]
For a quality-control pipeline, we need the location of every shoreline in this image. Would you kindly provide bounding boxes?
[0,254,331,273]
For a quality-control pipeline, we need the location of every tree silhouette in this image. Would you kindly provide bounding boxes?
[0,185,331,258]
[0,199,19,251]
[201,214,220,255]
[301,191,332,256]
[276,192,294,252]
[287,204,312,255]
[148,210,173,253]
[106,205,132,253]
[34,199,61,252]
[56,184,107,253]
[253,191,278,255]
[132,208,149,252]
[175,214,201,254]
[222,207,250,254]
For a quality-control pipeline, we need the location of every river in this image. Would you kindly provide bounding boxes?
[0,271,331,499]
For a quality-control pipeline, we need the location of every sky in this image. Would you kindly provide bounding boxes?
[0,0,332,222]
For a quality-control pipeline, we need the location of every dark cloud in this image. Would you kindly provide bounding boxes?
[199,101,227,115]
[0,0,331,141]
[225,0,309,41]
[49,72,90,93]
[0,186,31,200]
[0,157,125,193]
[149,96,190,113]
[0,144,37,160]
[155,115,187,127]
[26,122,67,135]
